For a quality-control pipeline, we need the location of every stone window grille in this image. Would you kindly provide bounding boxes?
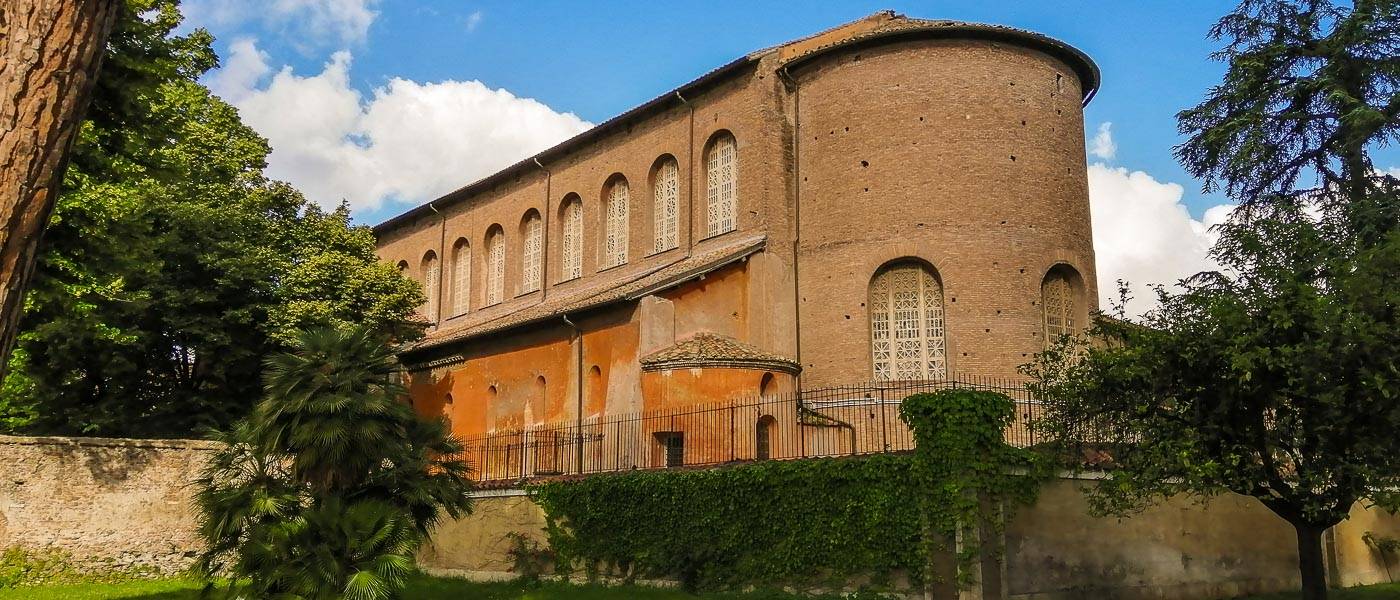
[421,251,439,324]
[869,262,946,381]
[706,134,737,237]
[487,229,505,306]
[653,158,679,253]
[1042,269,1076,342]
[562,198,583,281]
[451,239,470,316]
[603,179,629,268]
[522,213,543,293]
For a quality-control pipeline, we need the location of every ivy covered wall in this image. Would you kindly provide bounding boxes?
[530,453,924,592]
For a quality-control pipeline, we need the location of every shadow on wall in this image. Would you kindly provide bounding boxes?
[80,443,159,485]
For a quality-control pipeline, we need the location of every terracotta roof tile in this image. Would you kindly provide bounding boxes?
[640,332,799,374]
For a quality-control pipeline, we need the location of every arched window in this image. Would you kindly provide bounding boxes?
[602,177,629,268]
[521,211,543,293]
[396,260,409,273]
[1042,266,1080,343]
[705,133,737,237]
[421,251,439,323]
[756,415,776,460]
[869,261,947,381]
[560,196,583,281]
[451,239,470,316]
[653,157,679,253]
[486,227,505,306]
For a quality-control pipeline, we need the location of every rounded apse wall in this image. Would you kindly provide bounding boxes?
[791,36,1098,386]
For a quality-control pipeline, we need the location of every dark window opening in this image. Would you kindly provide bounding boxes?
[756,415,776,460]
[655,431,684,468]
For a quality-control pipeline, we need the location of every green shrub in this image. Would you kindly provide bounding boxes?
[530,453,922,593]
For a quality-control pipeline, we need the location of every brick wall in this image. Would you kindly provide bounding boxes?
[0,435,216,574]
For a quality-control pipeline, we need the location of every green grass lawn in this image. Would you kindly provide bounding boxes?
[3,578,1397,600]
[0,575,885,600]
[1235,583,1400,599]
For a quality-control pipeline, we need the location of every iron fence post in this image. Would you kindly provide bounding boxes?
[879,388,889,453]
[798,394,806,459]
[729,402,736,462]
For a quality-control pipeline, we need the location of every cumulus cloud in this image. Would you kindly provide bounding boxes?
[183,0,380,47]
[212,41,593,212]
[206,38,270,103]
[1088,122,1117,160]
[1088,163,1234,317]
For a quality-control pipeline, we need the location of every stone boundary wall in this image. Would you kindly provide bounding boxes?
[422,480,1400,600]
[2,435,1397,598]
[0,435,218,575]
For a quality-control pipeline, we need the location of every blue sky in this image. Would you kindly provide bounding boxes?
[179,0,1396,315]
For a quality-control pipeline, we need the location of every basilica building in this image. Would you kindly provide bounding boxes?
[374,11,1099,467]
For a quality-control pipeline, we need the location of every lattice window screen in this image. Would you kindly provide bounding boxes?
[706,135,737,237]
[653,159,679,253]
[522,214,542,292]
[423,253,439,324]
[562,199,582,280]
[1042,271,1075,342]
[603,180,629,268]
[487,231,505,306]
[869,263,946,381]
[451,242,470,315]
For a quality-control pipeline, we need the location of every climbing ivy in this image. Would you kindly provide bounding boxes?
[527,389,1046,594]
[899,389,1048,589]
[529,454,923,593]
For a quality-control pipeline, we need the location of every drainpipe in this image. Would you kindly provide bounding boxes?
[677,90,695,259]
[430,202,445,328]
[562,314,583,472]
[777,65,802,392]
[535,157,551,302]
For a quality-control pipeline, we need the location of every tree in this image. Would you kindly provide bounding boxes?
[195,326,472,599]
[0,0,424,437]
[0,0,122,382]
[1026,2,1400,599]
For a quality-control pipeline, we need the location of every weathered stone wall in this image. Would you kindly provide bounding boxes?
[7,435,1396,597]
[421,477,1400,600]
[0,435,216,575]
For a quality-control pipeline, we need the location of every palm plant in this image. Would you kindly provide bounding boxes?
[195,325,472,599]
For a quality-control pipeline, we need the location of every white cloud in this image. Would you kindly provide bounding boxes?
[206,38,270,103]
[182,0,380,47]
[464,11,484,32]
[1088,122,1117,160]
[1088,163,1234,317]
[214,41,593,213]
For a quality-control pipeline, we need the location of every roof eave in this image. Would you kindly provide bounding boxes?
[372,55,757,236]
[778,22,1100,107]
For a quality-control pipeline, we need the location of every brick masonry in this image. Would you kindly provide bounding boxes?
[376,12,1103,435]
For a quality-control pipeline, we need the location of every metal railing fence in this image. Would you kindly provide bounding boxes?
[456,376,1046,483]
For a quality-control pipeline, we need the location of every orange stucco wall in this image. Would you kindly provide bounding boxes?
[640,367,793,412]
[408,307,641,439]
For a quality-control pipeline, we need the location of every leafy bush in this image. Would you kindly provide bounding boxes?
[899,389,1047,588]
[530,453,922,593]
[194,326,473,599]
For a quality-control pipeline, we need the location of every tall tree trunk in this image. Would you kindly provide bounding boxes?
[1295,522,1329,600]
[0,0,120,381]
